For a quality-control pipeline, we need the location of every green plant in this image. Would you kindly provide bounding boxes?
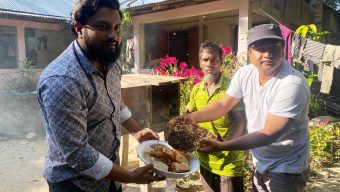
[295,24,330,42]
[309,122,340,169]
[119,9,133,74]
[11,58,37,92]
[242,151,254,192]
[293,24,330,118]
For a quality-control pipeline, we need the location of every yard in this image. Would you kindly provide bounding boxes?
[0,132,339,192]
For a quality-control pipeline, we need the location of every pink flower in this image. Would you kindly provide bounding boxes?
[179,62,187,71]
[168,56,177,65]
[222,46,232,56]
[183,69,191,77]
[160,58,167,69]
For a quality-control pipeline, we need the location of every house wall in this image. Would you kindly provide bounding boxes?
[0,18,73,69]
[144,15,238,66]
[0,25,17,69]
[205,17,237,47]
[0,18,74,92]
[251,0,311,29]
[26,28,73,68]
[131,0,245,72]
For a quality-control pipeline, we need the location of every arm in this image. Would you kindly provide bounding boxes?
[200,113,292,152]
[188,94,241,124]
[106,163,163,184]
[119,101,159,142]
[122,117,159,142]
[225,110,246,140]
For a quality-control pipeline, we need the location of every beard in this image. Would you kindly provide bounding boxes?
[203,73,220,84]
[83,32,122,66]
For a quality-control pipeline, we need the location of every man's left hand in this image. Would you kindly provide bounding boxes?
[133,128,160,143]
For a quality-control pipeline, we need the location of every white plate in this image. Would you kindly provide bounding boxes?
[136,140,200,178]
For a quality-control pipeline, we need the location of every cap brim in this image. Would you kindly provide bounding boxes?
[248,36,284,46]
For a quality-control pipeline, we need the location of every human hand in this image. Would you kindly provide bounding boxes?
[175,113,196,124]
[133,128,160,143]
[197,138,224,153]
[129,164,165,184]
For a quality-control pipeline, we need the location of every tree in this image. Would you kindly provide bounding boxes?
[325,0,340,11]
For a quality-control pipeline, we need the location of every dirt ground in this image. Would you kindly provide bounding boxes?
[0,132,339,192]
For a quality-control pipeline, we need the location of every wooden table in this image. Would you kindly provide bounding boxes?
[120,74,185,191]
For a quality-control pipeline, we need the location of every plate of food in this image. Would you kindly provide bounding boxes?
[136,140,200,178]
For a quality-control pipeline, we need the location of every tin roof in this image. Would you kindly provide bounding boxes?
[119,0,168,9]
[0,0,75,20]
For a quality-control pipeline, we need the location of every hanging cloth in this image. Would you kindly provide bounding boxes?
[302,39,325,60]
[300,39,326,74]
[291,33,307,61]
[125,39,134,64]
[320,45,340,94]
[279,24,293,64]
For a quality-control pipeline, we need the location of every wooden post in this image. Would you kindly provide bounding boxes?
[237,0,251,66]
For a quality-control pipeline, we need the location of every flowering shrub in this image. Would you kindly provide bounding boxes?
[221,45,238,78]
[151,55,203,113]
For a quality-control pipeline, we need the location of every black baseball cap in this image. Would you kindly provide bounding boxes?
[247,24,284,46]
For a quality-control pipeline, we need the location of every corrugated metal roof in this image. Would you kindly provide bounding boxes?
[0,0,170,20]
[0,0,75,19]
[119,0,168,9]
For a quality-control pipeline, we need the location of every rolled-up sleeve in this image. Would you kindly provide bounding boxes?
[119,101,132,123]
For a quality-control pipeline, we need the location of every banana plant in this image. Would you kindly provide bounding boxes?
[295,24,330,42]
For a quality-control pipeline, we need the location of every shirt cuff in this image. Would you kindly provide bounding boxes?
[81,153,113,181]
[120,107,132,123]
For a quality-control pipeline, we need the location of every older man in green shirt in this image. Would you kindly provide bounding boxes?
[186,41,246,192]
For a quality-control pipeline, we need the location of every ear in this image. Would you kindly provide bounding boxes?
[74,22,84,37]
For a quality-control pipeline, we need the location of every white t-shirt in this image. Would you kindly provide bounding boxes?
[227,61,310,174]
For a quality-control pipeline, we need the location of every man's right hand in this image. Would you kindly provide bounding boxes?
[176,113,196,124]
[129,164,165,184]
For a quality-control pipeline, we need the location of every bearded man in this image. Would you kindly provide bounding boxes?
[36,0,163,192]
[186,41,246,192]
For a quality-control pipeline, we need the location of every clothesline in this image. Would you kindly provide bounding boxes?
[257,8,340,94]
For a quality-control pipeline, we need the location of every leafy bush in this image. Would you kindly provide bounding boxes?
[10,58,37,93]
[309,122,340,169]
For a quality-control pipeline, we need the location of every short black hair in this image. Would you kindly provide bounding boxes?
[70,0,123,36]
[199,41,223,61]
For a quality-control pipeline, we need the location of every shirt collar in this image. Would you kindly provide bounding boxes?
[72,40,98,75]
[200,74,224,90]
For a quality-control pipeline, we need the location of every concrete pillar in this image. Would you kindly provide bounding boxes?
[237,0,251,66]
[16,25,26,67]
[133,22,145,74]
[198,15,205,45]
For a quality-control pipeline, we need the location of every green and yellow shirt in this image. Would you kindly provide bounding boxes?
[186,74,245,177]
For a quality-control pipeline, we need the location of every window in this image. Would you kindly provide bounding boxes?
[168,30,189,63]
[0,26,17,69]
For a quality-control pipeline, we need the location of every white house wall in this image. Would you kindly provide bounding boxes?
[131,0,249,72]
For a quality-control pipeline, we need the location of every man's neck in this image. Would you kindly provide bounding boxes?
[204,74,221,94]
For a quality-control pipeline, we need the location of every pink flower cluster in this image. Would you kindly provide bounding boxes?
[318,117,329,125]
[151,55,203,85]
[222,45,232,56]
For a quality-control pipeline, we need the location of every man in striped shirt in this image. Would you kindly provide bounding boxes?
[186,41,246,192]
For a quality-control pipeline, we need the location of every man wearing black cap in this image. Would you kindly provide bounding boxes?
[178,24,310,192]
